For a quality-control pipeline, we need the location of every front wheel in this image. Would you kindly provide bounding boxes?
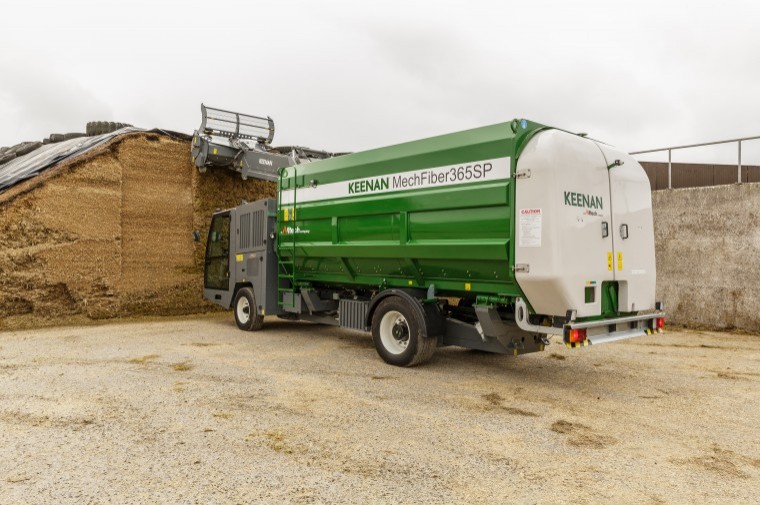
[233,288,263,331]
[371,297,437,367]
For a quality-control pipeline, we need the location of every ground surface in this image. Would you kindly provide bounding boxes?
[0,315,758,504]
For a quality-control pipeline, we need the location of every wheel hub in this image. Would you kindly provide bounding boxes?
[392,320,409,342]
[236,296,250,323]
[379,311,410,355]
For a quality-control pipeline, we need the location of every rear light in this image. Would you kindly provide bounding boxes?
[568,328,587,343]
[656,317,665,329]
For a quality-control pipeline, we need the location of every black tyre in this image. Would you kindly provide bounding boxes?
[14,141,42,157]
[233,287,263,331]
[86,121,132,136]
[0,152,16,166]
[371,297,437,367]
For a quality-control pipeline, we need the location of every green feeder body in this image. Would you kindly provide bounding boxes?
[277,120,535,300]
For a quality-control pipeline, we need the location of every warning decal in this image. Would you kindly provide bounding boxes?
[519,208,542,247]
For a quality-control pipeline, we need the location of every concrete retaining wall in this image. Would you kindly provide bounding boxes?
[653,183,760,331]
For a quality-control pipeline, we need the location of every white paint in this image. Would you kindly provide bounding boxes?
[596,142,657,311]
[279,157,510,205]
[514,130,615,318]
[514,130,658,318]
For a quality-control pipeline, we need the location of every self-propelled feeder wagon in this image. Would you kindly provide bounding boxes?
[202,118,665,366]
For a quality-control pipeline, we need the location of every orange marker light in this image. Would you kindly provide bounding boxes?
[569,328,587,343]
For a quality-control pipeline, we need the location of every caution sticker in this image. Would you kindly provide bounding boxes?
[617,252,623,271]
[607,252,613,271]
[519,208,542,247]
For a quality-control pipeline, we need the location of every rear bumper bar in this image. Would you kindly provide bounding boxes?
[564,311,665,348]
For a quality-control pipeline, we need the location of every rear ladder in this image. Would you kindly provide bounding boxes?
[277,167,298,310]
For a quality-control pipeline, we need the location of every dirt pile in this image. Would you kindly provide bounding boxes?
[0,132,275,330]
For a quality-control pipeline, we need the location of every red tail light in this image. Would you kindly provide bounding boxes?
[569,328,587,343]
[656,317,665,329]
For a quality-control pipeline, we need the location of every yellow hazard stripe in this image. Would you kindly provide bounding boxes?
[566,340,591,349]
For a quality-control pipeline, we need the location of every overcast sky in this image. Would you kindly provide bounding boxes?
[1,0,759,163]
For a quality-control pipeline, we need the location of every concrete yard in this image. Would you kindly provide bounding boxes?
[1,315,758,504]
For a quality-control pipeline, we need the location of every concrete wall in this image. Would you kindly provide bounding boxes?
[653,183,760,331]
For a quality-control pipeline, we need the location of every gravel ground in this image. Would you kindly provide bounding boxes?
[0,314,758,504]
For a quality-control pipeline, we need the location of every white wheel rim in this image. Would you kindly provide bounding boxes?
[379,310,410,355]
[237,296,251,324]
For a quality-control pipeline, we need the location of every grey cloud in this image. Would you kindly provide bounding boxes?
[0,52,112,145]
[0,0,757,164]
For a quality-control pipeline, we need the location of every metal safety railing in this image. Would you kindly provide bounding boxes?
[199,103,275,144]
[630,135,760,189]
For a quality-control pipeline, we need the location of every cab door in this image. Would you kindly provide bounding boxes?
[594,144,657,312]
[204,212,232,292]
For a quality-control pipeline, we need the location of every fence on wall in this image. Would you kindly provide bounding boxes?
[638,161,760,191]
[631,135,760,190]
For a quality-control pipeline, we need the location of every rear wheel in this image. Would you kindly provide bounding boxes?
[371,297,437,367]
[233,287,263,331]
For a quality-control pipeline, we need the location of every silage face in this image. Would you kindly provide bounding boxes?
[0,133,275,330]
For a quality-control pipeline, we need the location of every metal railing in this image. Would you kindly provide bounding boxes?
[630,135,760,189]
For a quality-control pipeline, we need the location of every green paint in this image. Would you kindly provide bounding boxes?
[584,286,595,304]
[601,281,619,317]
[277,120,547,303]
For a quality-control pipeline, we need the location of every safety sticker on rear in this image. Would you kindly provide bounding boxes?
[519,208,542,247]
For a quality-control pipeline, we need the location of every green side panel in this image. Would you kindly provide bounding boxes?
[408,206,508,241]
[340,213,400,242]
[277,119,548,300]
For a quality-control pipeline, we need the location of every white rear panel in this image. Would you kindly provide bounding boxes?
[594,144,657,312]
[515,130,614,318]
